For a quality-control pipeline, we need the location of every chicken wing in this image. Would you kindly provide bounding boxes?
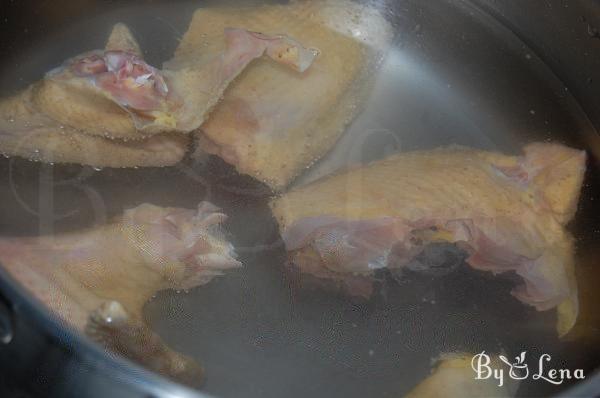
[270,143,586,336]
[183,0,393,190]
[0,202,240,386]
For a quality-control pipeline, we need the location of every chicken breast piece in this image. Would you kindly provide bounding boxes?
[182,0,393,190]
[404,354,518,398]
[270,143,586,336]
[0,202,241,386]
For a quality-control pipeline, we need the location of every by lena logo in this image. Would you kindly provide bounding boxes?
[471,351,585,387]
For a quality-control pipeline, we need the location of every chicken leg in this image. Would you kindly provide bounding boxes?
[0,201,240,386]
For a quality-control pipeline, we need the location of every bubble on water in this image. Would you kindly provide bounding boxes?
[7,117,15,123]
[92,166,103,171]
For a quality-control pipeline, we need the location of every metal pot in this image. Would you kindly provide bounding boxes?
[0,0,598,397]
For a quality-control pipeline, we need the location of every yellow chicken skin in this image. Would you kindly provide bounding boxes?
[182,0,393,190]
[0,24,190,167]
[0,21,316,167]
[270,143,586,336]
[0,202,241,386]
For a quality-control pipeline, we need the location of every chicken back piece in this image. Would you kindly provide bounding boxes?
[180,0,393,190]
[0,23,316,167]
[0,202,241,386]
[270,143,586,336]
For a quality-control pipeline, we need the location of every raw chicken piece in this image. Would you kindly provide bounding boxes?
[40,28,317,138]
[0,24,189,168]
[404,354,518,398]
[0,202,241,386]
[182,0,393,190]
[270,143,586,336]
[0,22,316,167]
